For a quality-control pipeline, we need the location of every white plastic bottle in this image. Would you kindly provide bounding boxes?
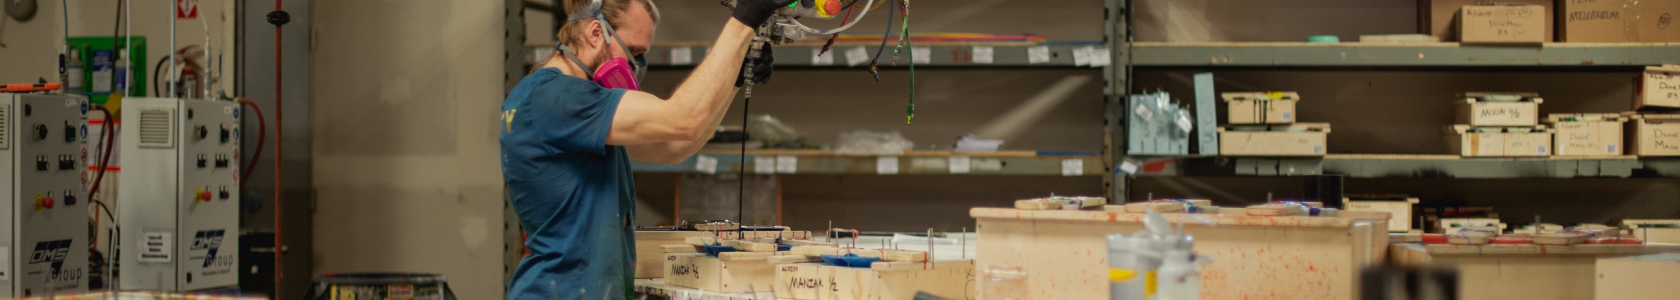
[114,49,130,95]
[1157,238,1201,300]
[1108,233,1159,300]
[65,50,84,94]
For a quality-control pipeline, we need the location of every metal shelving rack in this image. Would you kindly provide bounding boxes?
[1097,2,1680,203]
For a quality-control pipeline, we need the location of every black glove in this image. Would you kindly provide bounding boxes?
[736,42,776,87]
[733,0,798,28]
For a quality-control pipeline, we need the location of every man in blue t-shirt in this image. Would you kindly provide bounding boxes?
[499,0,791,299]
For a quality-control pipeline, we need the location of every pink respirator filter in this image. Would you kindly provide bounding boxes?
[593,58,640,90]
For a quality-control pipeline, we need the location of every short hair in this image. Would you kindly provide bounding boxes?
[557,0,660,49]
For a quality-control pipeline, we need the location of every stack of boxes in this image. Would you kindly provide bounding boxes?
[1420,1,1680,43]
[1627,65,1680,157]
[1444,92,1552,157]
[1127,92,1193,155]
[1217,92,1330,156]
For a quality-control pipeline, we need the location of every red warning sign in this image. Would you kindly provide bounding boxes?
[176,0,198,19]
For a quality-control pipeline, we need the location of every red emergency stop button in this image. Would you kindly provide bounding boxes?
[35,194,53,210]
[197,188,213,202]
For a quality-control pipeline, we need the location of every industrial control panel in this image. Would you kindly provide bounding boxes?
[0,93,92,297]
[118,98,239,291]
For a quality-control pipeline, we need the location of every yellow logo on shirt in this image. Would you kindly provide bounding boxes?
[502,109,518,131]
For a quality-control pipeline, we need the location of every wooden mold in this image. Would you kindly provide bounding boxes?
[972,208,1390,300]
[1392,243,1680,300]
[1455,94,1542,126]
[1217,123,1331,156]
[1443,125,1553,157]
[637,230,812,279]
[772,260,976,300]
[663,251,792,292]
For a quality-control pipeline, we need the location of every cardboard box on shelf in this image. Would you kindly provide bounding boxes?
[1456,93,1542,126]
[1637,65,1680,110]
[1343,196,1420,233]
[1559,0,1680,42]
[1419,0,1553,41]
[1443,125,1552,157]
[1222,91,1299,124]
[1626,113,1680,156]
[1546,114,1628,156]
[1460,4,1547,44]
[1217,123,1330,156]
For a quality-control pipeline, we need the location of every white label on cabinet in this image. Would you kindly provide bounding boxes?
[695,155,718,174]
[1027,46,1050,64]
[972,46,994,64]
[140,232,173,262]
[1073,47,1092,66]
[845,46,869,67]
[1091,47,1113,67]
[1062,159,1084,176]
[812,48,834,66]
[754,156,776,174]
[671,47,693,65]
[913,47,931,64]
[776,155,798,174]
[949,156,971,174]
[877,156,900,174]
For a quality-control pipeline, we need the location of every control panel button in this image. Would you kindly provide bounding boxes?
[63,190,77,206]
[197,188,213,202]
[218,186,230,200]
[34,124,48,141]
[197,126,209,140]
[35,193,53,210]
[36,156,47,171]
[214,154,229,168]
[220,125,231,143]
[197,154,208,168]
[64,122,77,142]
[58,155,74,170]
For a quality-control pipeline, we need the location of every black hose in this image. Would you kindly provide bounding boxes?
[154,55,171,97]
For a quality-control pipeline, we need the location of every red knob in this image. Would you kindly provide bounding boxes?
[42,196,54,209]
[198,190,213,201]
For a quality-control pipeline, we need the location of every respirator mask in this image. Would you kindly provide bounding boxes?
[557,0,646,90]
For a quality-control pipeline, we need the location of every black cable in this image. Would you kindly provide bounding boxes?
[153,55,170,96]
[739,97,748,224]
[867,0,897,80]
[92,200,115,225]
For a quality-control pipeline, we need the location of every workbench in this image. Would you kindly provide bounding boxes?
[971,207,1390,300]
[1391,243,1680,300]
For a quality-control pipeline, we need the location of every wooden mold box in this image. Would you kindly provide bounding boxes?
[634,230,812,278]
[971,208,1390,300]
[635,231,714,278]
[772,260,976,300]
[1626,114,1680,156]
[1443,125,1553,157]
[1217,123,1331,156]
[1596,253,1680,300]
[664,251,792,293]
[1624,219,1680,244]
[1455,93,1542,126]
[1391,243,1680,300]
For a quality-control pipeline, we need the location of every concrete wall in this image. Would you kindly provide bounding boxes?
[310,1,506,299]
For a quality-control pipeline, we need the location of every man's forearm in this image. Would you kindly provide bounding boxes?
[664,19,754,129]
[634,19,755,162]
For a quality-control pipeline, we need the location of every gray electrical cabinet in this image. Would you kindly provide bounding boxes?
[117,98,239,291]
[0,93,91,297]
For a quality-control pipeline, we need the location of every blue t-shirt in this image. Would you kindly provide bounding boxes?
[500,68,637,300]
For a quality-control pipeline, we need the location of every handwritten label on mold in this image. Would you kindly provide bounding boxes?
[1462,5,1542,42]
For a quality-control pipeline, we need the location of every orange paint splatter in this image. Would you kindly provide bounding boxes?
[1106,212,1120,222]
